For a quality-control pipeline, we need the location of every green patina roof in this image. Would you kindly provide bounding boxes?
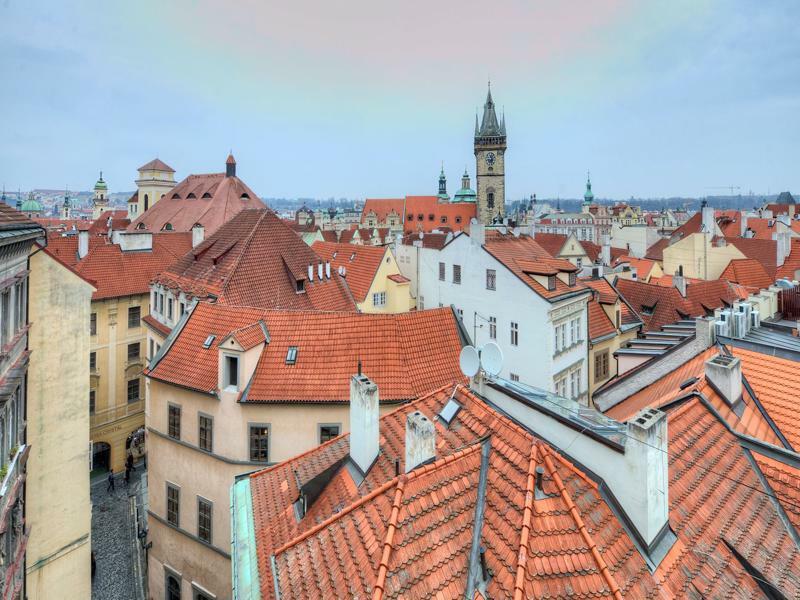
[20,198,42,212]
[453,187,477,202]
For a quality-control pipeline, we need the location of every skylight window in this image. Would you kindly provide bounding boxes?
[286,346,298,365]
[438,398,462,426]
[202,335,216,349]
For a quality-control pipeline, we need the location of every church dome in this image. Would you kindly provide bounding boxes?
[453,186,477,203]
[20,195,42,213]
[94,171,107,191]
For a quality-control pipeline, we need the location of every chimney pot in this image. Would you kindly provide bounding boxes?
[704,354,743,408]
[405,410,436,473]
[349,374,380,474]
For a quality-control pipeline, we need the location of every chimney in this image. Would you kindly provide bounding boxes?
[307,264,314,281]
[404,411,435,472]
[672,269,687,297]
[740,212,748,238]
[192,223,205,248]
[317,262,323,280]
[600,234,611,266]
[701,203,715,235]
[325,261,331,279]
[470,220,485,246]
[704,354,743,408]
[78,230,89,259]
[350,374,380,474]
[226,153,236,178]
[117,231,152,252]
[625,408,669,547]
[695,316,716,349]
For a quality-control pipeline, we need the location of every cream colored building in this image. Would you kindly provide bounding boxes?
[662,233,746,280]
[144,303,464,600]
[26,249,94,599]
[135,158,176,214]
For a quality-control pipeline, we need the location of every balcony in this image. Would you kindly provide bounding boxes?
[91,400,145,429]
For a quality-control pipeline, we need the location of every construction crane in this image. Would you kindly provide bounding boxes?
[706,185,741,196]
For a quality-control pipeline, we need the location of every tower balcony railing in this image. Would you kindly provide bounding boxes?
[91,399,145,429]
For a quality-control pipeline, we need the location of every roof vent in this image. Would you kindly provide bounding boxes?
[202,335,216,349]
[285,346,298,365]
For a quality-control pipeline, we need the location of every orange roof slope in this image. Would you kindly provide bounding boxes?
[720,258,774,291]
[482,231,585,301]
[154,209,355,311]
[44,232,192,300]
[127,170,265,235]
[725,237,778,277]
[615,279,700,331]
[138,158,175,172]
[89,210,130,235]
[0,203,41,231]
[148,303,465,402]
[527,232,566,257]
[587,298,616,341]
[247,383,800,599]
[777,239,800,280]
[613,255,657,280]
[312,242,386,303]
[644,237,669,261]
[361,198,405,224]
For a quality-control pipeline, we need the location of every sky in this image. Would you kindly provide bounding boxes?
[1,0,799,200]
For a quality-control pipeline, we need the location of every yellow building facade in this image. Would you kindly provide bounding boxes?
[662,234,745,280]
[90,293,148,473]
[358,248,415,313]
[26,250,94,599]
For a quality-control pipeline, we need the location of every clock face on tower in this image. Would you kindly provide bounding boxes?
[485,152,496,167]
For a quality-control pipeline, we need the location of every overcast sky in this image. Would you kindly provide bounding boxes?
[1,0,798,200]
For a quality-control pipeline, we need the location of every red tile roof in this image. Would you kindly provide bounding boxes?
[482,231,585,301]
[246,382,800,599]
[644,237,669,261]
[777,239,800,280]
[142,314,171,337]
[403,196,476,233]
[613,255,657,280]
[720,258,774,291]
[127,171,265,235]
[148,303,465,402]
[754,454,800,532]
[726,237,778,277]
[400,231,452,250]
[34,217,92,232]
[361,198,405,224]
[88,210,130,235]
[312,242,387,303]
[45,231,192,300]
[153,209,355,311]
[138,158,174,172]
[386,273,409,284]
[587,298,616,341]
[528,232,566,257]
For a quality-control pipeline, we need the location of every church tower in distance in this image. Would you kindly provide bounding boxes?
[474,84,507,225]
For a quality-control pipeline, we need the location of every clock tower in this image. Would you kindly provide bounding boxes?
[474,85,507,225]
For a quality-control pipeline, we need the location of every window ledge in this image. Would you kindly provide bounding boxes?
[553,341,584,358]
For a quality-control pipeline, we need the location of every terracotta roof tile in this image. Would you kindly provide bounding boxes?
[0,203,42,231]
[587,298,616,341]
[403,196,476,233]
[45,231,192,300]
[127,171,265,235]
[138,158,175,172]
[247,382,800,599]
[725,237,778,277]
[154,209,355,311]
[644,238,669,261]
[777,239,800,280]
[720,258,774,291]
[612,255,657,280]
[614,279,702,331]
[88,210,130,235]
[148,303,465,402]
[312,242,387,303]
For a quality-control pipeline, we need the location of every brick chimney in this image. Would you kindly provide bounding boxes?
[404,411,435,472]
[350,374,380,474]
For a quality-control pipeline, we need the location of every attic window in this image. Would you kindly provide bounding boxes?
[296,279,305,293]
[438,398,462,426]
[240,193,250,200]
[162,223,173,231]
[455,216,462,224]
[187,193,196,199]
[136,223,146,230]
[332,251,338,259]
[350,252,356,261]
[417,214,424,221]
[172,193,181,200]
[641,305,655,316]
[428,214,434,221]
[547,276,556,291]
[202,335,216,348]
[285,346,298,365]
[407,213,413,221]
[202,192,212,199]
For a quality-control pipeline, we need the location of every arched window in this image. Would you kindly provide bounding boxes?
[240,193,250,200]
[166,574,180,600]
[171,193,181,200]
[202,192,212,199]
[162,223,173,231]
[487,189,495,209]
[187,193,196,199]
[136,223,146,230]
[144,194,149,212]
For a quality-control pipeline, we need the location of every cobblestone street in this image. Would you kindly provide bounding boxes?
[91,466,146,600]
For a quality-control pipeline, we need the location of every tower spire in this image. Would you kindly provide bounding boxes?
[438,162,449,202]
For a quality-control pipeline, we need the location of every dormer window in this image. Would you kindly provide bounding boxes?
[171,193,181,200]
[547,276,556,291]
[286,346,298,365]
[569,272,577,286]
[202,192,212,199]
[224,355,239,390]
[187,193,196,199]
[240,193,250,200]
[296,279,305,293]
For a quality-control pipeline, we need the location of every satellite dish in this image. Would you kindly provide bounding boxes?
[480,342,504,377]
[459,345,480,378]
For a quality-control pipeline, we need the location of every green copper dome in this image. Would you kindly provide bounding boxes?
[20,195,42,213]
[94,171,107,191]
[583,171,594,203]
[453,169,476,203]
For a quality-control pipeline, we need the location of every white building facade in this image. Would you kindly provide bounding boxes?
[406,225,591,402]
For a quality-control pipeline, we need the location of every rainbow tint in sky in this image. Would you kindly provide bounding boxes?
[1,0,798,199]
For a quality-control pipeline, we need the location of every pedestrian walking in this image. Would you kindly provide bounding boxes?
[106,469,115,493]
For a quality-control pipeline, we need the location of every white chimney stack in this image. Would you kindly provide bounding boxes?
[325,261,331,279]
[470,220,485,246]
[192,223,205,248]
[740,212,748,237]
[672,270,687,297]
[78,230,89,259]
[625,408,669,547]
[701,204,716,235]
[317,262,324,280]
[600,234,611,266]
[404,410,435,472]
[704,354,742,408]
[307,264,314,281]
[349,374,380,474]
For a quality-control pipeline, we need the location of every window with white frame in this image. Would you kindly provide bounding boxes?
[372,291,386,307]
[224,355,239,390]
[489,316,496,340]
[510,322,519,346]
[486,269,496,290]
